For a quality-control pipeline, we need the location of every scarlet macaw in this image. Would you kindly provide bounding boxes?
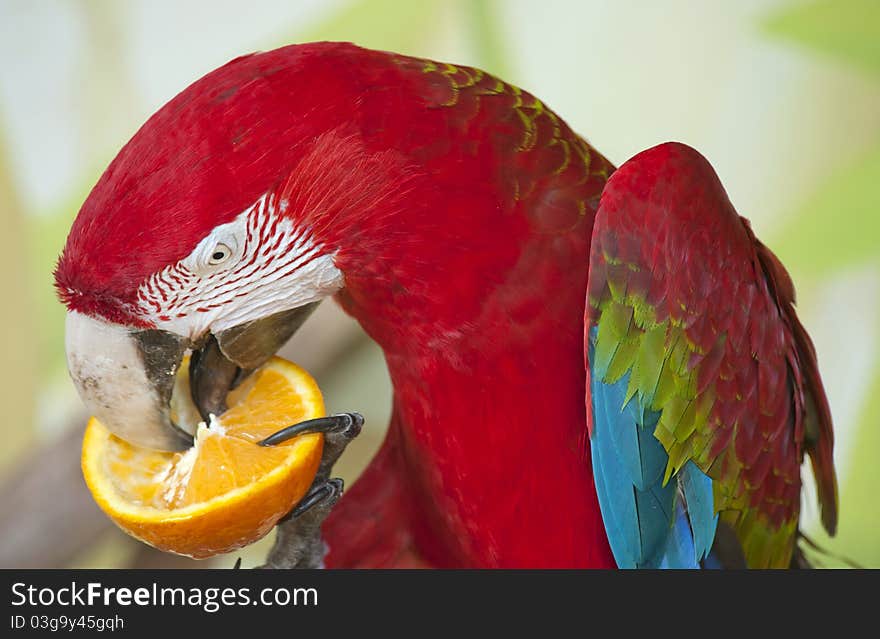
[56,43,837,568]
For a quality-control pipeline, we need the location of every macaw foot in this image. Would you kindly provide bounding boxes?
[289,477,345,519]
[258,413,363,569]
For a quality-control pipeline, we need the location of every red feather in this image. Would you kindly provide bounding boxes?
[57,43,832,567]
[57,43,617,567]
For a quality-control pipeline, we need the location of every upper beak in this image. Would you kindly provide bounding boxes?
[65,303,319,452]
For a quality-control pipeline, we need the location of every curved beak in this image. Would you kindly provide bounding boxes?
[64,304,319,452]
[65,311,192,451]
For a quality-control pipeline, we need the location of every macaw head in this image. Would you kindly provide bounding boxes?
[55,43,439,450]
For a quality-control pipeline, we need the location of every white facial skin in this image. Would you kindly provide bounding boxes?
[64,190,345,451]
[135,191,344,340]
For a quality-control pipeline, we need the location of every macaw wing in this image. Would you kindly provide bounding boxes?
[585,143,837,569]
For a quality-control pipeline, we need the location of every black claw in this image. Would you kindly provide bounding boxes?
[258,413,364,447]
[232,557,242,569]
[286,478,344,520]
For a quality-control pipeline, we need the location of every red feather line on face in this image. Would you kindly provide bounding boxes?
[130,192,305,324]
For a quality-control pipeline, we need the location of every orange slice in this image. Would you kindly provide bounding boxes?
[81,356,324,559]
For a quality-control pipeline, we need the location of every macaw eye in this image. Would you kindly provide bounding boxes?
[208,243,232,265]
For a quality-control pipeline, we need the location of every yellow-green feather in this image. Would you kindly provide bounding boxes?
[591,286,798,568]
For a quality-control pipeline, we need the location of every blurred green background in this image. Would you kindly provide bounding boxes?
[0,0,877,568]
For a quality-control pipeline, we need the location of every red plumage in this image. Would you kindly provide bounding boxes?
[586,143,836,564]
[56,43,832,568]
[57,42,617,567]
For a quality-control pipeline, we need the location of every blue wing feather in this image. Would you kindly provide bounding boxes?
[680,461,719,561]
[588,327,719,569]
[658,502,699,569]
[590,372,642,566]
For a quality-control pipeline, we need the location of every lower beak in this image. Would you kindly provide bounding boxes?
[65,303,319,452]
